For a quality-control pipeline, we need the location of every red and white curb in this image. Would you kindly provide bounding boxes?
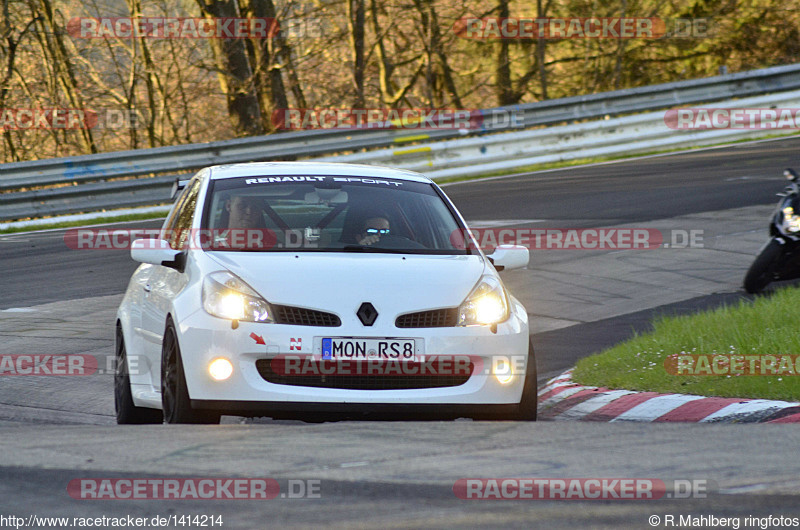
[538,369,800,423]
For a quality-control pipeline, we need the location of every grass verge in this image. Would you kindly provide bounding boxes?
[572,286,800,401]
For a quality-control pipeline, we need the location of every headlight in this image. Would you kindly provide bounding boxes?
[457,275,509,326]
[783,206,800,233]
[202,271,273,322]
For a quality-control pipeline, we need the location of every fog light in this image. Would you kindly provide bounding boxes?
[494,358,513,385]
[209,358,233,381]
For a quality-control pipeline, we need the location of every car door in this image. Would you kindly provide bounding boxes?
[140,177,201,391]
[126,262,154,378]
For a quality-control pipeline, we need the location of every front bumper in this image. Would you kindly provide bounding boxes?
[172,304,530,412]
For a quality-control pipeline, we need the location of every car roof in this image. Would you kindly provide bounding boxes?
[206,162,432,184]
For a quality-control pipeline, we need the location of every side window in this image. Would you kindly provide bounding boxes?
[165,179,202,250]
[162,187,191,236]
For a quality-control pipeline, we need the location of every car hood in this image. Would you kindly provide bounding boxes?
[204,251,487,324]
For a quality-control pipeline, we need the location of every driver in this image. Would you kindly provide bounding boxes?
[215,194,274,250]
[356,216,390,246]
[226,195,264,229]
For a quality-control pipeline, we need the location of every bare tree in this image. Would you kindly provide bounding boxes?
[31,0,97,153]
[347,0,365,107]
[412,0,462,108]
[0,1,39,160]
[240,0,289,132]
[369,0,424,106]
[195,0,263,135]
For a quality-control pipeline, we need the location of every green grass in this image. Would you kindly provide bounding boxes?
[0,210,167,234]
[572,286,800,401]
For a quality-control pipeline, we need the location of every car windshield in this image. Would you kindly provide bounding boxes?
[201,175,469,254]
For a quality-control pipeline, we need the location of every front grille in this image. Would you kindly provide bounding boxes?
[396,308,458,328]
[255,358,473,390]
[272,305,341,327]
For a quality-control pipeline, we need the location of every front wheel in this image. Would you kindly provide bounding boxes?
[743,239,783,294]
[161,320,220,425]
[475,338,538,421]
[115,325,162,424]
[511,338,538,421]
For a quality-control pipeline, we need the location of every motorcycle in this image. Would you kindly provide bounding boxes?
[743,168,800,293]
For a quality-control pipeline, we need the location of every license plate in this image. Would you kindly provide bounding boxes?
[319,338,421,361]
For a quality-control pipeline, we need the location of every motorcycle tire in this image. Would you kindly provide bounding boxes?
[743,239,783,294]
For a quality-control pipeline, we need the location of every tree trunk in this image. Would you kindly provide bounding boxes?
[537,0,548,99]
[240,0,288,132]
[34,0,97,153]
[427,2,462,108]
[495,0,514,106]
[195,0,263,136]
[347,0,366,108]
[369,0,423,106]
[0,3,35,160]
[126,0,159,147]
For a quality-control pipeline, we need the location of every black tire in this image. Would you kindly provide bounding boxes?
[511,339,538,421]
[115,325,162,424]
[161,320,220,425]
[744,239,783,294]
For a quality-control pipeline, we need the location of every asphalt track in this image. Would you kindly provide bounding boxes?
[2,136,800,528]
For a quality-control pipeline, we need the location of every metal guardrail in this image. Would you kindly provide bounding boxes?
[406,90,800,180]
[3,63,800,220]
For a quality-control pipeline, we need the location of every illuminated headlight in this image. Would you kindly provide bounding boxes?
[457,275,510,326]
[208,358,233,381]
[783,207,800,233]
[202,271,273,322]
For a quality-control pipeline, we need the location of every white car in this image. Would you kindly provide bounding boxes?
[114,162,536,424]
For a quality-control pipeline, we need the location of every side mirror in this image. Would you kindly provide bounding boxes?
[487,244,529,271]
[131,239,185,272]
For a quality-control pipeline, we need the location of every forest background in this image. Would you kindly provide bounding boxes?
[1,0,798,162]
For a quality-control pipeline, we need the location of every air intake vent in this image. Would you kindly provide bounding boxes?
[396,308,458,328]
[256,359,473,390]
[272,305,341,327]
